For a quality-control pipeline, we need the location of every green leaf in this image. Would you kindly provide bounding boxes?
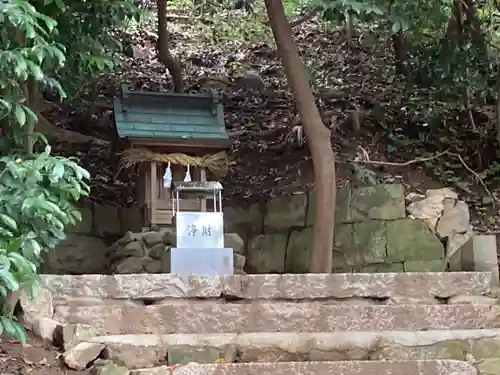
[0,214,18,232]
[0,317,26,343]
[41,200,64,216]
[27,61,44,80]
[5,238,22,253]
[22,106,38,125]
[14,106,26,127]
[54,0,65,10]
[21,197,37,213]
[25,24,36,39]
[0,270,20,292]
[0,255,11,273]
[41,16,57,32]
[349,1,363,14]
[49,228,66,241]
[0,99,11,111]
[24,239,42,258]
[29,132,48,145]
[51,163,65,181]
[13,59,28,79]
[10,320,27,344]
[0,284,9,297]
[71,210,82,222]
[391,22,401,34]
[8,252,36,274]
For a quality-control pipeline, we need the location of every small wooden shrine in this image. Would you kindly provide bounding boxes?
[113,85,231,227]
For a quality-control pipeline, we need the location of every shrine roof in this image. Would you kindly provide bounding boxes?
[113,85,230,148]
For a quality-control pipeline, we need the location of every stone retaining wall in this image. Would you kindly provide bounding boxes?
[225,184,446,273]
[41,184,458,274]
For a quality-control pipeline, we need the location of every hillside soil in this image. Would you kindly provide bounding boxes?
[45,7,500,233]
[0,333,88,375]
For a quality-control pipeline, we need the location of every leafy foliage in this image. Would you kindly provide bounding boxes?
[0,0,65,139]
[0,146,91,342]
[0,0,135,343]
[33,0,140,98]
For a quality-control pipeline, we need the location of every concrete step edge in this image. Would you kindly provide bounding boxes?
[53,303,500,335]
[87,329,500,368]
[90,329,500,347]
[40,272,493,301]
[127,360,476,375]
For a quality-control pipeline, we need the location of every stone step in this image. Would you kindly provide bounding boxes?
[53,303,500,334]
[129,360,475,375]
[41,272,492,302]
[88,329,500,369]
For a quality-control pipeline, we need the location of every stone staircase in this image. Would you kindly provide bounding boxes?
[19,272,500,375]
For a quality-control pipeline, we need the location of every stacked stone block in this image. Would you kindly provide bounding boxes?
[40,184,459,275]
[226,184,445,273]
[108,231,246,274]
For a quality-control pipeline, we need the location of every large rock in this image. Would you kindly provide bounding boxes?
[234,70,266,90]
[332,221,388,268]
[264,194,307,230]
[109,229,245,275]
[223,203,264,237]
[63,342,105,370]
[446,229,474,261]
[92,361,130,375]
[436,200,470,238]
[352,220,387,264]
[62,323,98,350]
[362,263,404,272]
[335,184,406,223]
[386,219,444,262]
[224,233,244,255]
[476,358,500,375]
[246,234,287,273]
[40,234,110,274]
[406,194,445,232]
[285,228,312,272]
[406,187,466,237]
[403,260,446,272]
[109,230,174,274]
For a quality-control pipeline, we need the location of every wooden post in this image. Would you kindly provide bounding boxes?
[200,168,207,212]
[150,161,157,225]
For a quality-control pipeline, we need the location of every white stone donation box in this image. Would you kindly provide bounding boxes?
[170,181,233,276]
[175,211,224,248]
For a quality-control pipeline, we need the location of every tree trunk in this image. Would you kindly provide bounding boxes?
[392,31,407,75]
[445,0,464,39]
[24,79,38,153]
[445,0,486,53]
[345,12,354,47]
[28,83,109,146]
[265,0,336,273]
[157,0,184,92]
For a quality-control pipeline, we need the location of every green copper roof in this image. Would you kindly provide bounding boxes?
[113,85,230,145]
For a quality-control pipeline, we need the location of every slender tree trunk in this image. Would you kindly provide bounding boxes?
[392,31,407,75]
[265,0,336,273]
[157,0,184,92]
[345,12,353,47]
[445,0,486,53]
